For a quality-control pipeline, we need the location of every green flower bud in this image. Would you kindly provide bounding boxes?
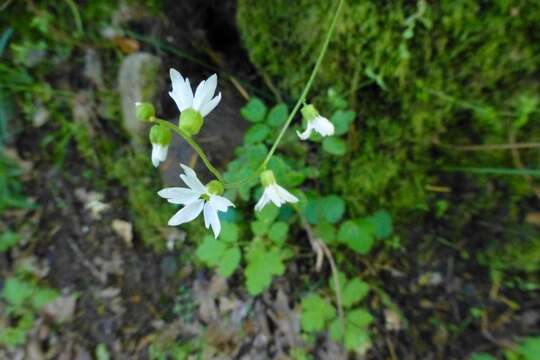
[179,108,204,136]
[301,104,319,122]
[135,102,155,122]
[207,180,224,195]
[149,124,172,145]
[260,170,276,187]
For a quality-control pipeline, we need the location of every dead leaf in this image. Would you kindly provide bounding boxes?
[112,36,140,54]
[525,212,540,226]
[43,295,77,323]
[111,219,133,247]
[74,188,110,220]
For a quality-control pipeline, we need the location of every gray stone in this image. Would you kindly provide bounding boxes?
[118,52,162,146]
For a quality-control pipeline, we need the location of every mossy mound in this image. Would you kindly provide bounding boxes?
[237,0,540,216]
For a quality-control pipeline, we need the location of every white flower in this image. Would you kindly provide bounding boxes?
[151,143,169,167]
[297,104,334,140]
[169,68,222,118]
[158,164,234,238]
[149,124,172,168]
[255,170,299,212]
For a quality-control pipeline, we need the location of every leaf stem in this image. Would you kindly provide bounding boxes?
[258,0,345,171]
[155,119,224,183]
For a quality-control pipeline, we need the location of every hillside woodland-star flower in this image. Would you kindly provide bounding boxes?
[169,68,222,135]
[255,170,298,212]
[158,164,234,238]
[297,104,334,140]
[149,124,172,167]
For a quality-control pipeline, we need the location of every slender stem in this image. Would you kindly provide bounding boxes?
[155,119,224,183]
[259,0,345,171]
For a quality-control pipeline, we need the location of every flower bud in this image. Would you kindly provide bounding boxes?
[179,108,204,136]
[301,104,319,122]
[149,124,172,146]
[135,102,155,122]
[207,180,224,195]
[260,170,276,188]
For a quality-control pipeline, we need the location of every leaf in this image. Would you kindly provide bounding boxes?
[255,203,279,223]
[31,287,60,310]
[244,123,271,144]
[320,195,346,224]
[470,354,497,360]
[2,278,34,307]
[220,222,239,244]
[196,236,226,266]
[342,279,370,308]
[267,103,288,127]
[240,97,267,123]
[347,308,374,328]
[245,242,285,295]
[96,343,111,360]
[0,232,20,252]
[329,309,373,353]
[217,247,241,278]
[337,220,375,255]
[251,220,270,237]
[268,221,289,245]
[300,294,336,332]
[315,222,336,244]
[520,336,540,360]
[331,110,356,136]
[366,210,393,239]
[322,137,347,156]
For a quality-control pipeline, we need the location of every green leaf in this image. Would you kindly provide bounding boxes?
[31,287,59,310]
[251,219,270,237]
[520,336,540,360]
[217,247,241,278]
[342,279,370,308]
[315,222,336,244]
[329,309,373,352]
[2,278,34,307]
[366,210,392,239]
[245,242,285,295]
[0,232,20,252]
[347,308,374,328]
[331,110,356,136]
[322,137,347,156]
[337,220,375,255]
[255,203,279,223]
[268,221,289,245]
[470,354,497,360]
[304,197,322,224]
[244,123,271,144]
[220,222,239,244]
[196,236,226,266]
[240,97,267,123]
[300,294,336,332]
[320,195,346,224]
[96,343,111,360]
[267,103,288,127]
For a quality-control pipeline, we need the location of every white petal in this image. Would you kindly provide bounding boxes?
[192,79,207,111]
[158,145,169,162]
[179,164,207,194]
[169,69,194,111]
[275,184,299,204]
[151,144,162,167]
[183,78,194,108]
[203,202,221,238]
[158,187,200,205]
[296,121,314,140]
[312,116,335,137]
[267,186,284,207]
[209,195,234,212]
[168,200,204,226]
[254,191,270,212]
[201,74,217,104]
[200,92,221,117]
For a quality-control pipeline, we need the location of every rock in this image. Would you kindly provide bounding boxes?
[118,52,162,146]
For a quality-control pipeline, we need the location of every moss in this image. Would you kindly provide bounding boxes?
[237,0,540,270]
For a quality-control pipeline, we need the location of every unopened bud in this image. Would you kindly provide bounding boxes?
[149,124,172,145]
[135,102,155,122]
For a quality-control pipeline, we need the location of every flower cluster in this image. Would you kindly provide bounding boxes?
[137,68,332,239]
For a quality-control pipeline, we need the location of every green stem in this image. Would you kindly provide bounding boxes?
[155,119,224,183]
[259,0,345,171]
